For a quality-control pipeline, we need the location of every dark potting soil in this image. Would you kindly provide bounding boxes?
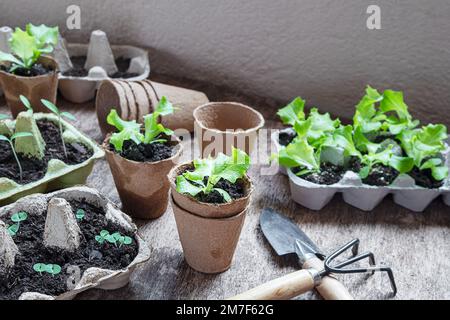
[0,120,93,184]
[278,129,297,146]
[0,63,53,77]
[196,178,246,204]
[0,199,138,300]
[62,56,139,78]
[293,163,345,185]
[348,157,399,187]
[110,139,174,162]
[408,167,444,189]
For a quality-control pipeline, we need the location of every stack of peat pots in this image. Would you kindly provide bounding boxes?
[169,102,265,273]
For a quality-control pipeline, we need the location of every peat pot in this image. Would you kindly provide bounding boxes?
[103,135,183,219]
[194,102,265,158]
[0,56,59,117]
[169,162,252,273]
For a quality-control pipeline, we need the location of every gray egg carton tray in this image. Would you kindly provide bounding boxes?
[272,129,450,212]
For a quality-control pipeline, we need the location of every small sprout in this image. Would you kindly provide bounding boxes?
[75,209,85,221]
[19,95,33,113]
[40,99,76,159]
[6,211,28,236]
[95,230,133,247]
[33,263,62,276]
[6,223,19,236]
[0,132,34,182]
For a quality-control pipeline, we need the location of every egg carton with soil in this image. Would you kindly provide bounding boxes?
[54,30,150,103]
[0,186,151,300]
[272,128,450,212]
[0,112,104,205]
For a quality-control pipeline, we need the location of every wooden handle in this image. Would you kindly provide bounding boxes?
[228,269,316,300]
[303,257,354,300]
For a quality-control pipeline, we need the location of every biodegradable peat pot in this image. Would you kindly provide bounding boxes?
[103,135,183,219]
[194,102,265,158]
[96,79,209,136]
[168,162,252,273]
[0,56,59,118]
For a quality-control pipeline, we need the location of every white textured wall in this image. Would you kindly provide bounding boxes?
[1,0,450,124]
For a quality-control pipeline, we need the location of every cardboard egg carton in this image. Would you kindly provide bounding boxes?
[272,128,450,212]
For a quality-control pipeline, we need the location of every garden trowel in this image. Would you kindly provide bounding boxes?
[229,208,397,300]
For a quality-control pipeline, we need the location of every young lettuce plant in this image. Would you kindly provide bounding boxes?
[0,132,33,182]
[95,230,133,247]
[5,211,28,236]
[277,97,340,147]
[398,124,449,181]
[33,263,62,276]
[176,147,250,203]
[41,99,76,159]
[353,86,419,136]
[0,24,58,73]
[75,209,85,221]
[107,96,174,152]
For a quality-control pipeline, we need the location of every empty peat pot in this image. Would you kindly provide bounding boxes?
[194,102,265,158]
[168,162,252,274]
[103,135,183,219]
[0,56,59,118]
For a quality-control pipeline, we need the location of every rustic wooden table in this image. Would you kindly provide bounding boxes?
[1,74,449,300]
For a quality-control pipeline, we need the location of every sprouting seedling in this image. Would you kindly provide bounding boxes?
[0,132,33,182]
[40,99,76,159]
[6,211,28,236]
[33,263,62,277]
[95,230,133,248]
[75,209,85,221]
[19,95,33,113]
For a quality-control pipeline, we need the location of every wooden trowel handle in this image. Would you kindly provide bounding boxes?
[228,269,316,300]
[303,257,354,300]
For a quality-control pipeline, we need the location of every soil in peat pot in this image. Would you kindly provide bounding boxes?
[0,199,138,300]
[348,157,399,187]
[110,139,174,162]
[0,120,93,184]
[292,163,345,185]
[0,64,53,77]
[278,129,297,146]
[62,56,139,78]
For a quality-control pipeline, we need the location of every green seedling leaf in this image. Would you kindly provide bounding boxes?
[0,51,25,67]
[277,139,320,172]
[100,230,109,237]
[26,24,58,51]
[11,132,33,140]
[0,114,10,121]
[60,111,77,122]
[33,263,47,274]
[10,28,39,69]
[107,109,143,151]
[177,147,250,203]
[76,209,85,221]
[41,99,59,114]
[19,95,33,112]
[7,223,19,236]
[11,211,28,223]
[277,97,306,126]
[155,96,174,116]
[123,236,133,245]
[95,235,105,244]
[45,264,62,276]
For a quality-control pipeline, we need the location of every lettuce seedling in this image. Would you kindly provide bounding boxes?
[277,97,340,147]
[95,230,133,247]
[76,209,85,221]
[0,24,58,73]
[176,147,250,203]
[33,263,62,276]
[353,86,419,136]
[0,132,33,182]
[41,99,76,159]
[5,211,28,236]
[107,96,175,152]
[398,124,449,181]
